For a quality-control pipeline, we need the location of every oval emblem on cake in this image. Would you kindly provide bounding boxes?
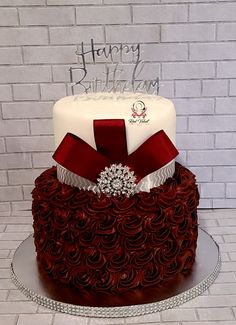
[132,101,147,118]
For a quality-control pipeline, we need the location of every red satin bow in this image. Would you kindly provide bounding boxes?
[53,119,178,183]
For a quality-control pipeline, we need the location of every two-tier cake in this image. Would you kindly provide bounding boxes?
[32,92,199,295]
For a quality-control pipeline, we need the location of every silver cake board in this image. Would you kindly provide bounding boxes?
[11,228,220,318]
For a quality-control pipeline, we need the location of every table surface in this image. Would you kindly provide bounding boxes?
[0,209,235,325]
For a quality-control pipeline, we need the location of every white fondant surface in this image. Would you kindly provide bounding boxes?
[53,92,176,154]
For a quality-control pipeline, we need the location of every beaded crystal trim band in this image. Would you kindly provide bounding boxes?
[11,230,220,318]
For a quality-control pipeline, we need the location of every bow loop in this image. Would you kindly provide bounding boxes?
[53,119,178,194]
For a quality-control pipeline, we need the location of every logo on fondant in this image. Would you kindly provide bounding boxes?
[132,101,147,118]
[129,101,150,125]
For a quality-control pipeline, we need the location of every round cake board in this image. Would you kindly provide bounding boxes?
[11,228,220,318]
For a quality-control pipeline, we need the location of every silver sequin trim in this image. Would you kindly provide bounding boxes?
[11,231,221,318]
[57,160,175,193]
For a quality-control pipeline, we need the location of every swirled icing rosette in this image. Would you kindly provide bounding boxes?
[32,162,199,293]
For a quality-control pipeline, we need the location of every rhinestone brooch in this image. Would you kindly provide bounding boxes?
[97,163,136,196]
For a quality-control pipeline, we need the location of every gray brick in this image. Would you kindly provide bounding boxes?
[161,309,197,321]
[0,279,15,290]
[0,120,29,136]
[0,153,32,169]
[53,64,78,82]
[142,43,187,61]
[214,167,236,182]
[0,269,10,279]
[217,61,236,78]
[52,64,107,82]
[0,301,37,313]
[197,307,234,321]
[0,66,51,84]
[190,42,236,60]
[218,218,236,227]
[23,46,77,64]
[229,252,236,260]
[158,81,174,98]
[189,116,236,132]
[188,150,236,166]
[6,136,54,152]
[216,133,236,149]
[2,102,53,119]
[8,169,44,185]
[176,80,201,98]
[202,79,228,97]
[0,8,18,26]
[53,314,88,325]
[226,184,236,198]
[30,119,53,135]
[133,5,188,23]
[13,84,40,101]
[118,63,160,80]
[23,185,34,200]
[50,26,104,45]
[0,0,45,5]
[216,98,236,114]
[218,22,236,41]
[162,62,215,80]
[215,270,236,280]
[11,200,31,211]
[5,224,33,232]
[0,27,48,46]
[210,283,236,295]
[162,0,226,2]
[0,138,5,153]
[7,289,29,301]
[48,0,100,3]
[198,199,212,209]
[106,25,160,43]
[40,83,67,100]
[0,47,22,64]
[17,314,53,325]
[0,315,17,325]
[0,289,8,300]
[190,3,236,22]
[32,152,54,168]
[176,134,214,150]
[19,7,74,26]
[173,98,214,115]
[200,183,225,198]
[190,167,212,182]
[76,6,131,25]
[0,171,7,186]
[176,116,187,132]
[0,85,12,101]
[229,79,236,96]
[0,186,23,202]
[223,236,236,244]
[0,233,30,241]
[213,199,236,206]
[120,314,159,324]
[162,23,215,42]
[105,0,160,3]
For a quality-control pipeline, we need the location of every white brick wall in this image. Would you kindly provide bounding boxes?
[0,1,236,209]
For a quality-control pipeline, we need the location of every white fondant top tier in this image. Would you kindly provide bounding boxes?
[53,92,176,154]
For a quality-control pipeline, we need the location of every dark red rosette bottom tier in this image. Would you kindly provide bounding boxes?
[32,162,199,294]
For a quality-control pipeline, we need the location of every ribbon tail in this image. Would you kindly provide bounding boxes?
[124,130,178,182]
[53,133,112,183]
[94,119,128,162]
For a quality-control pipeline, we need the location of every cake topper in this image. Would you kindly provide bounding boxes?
[69,39,159,95]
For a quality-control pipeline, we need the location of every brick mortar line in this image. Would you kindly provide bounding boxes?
[1,21,235,29]
[11,21,236,27]
[130,4,133,25]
